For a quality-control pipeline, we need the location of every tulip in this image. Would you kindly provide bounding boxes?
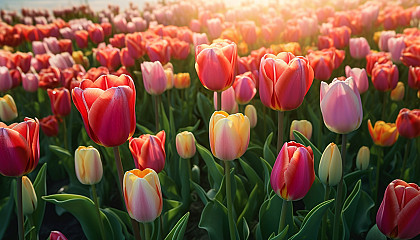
[44,37,60,54]
[320,77,363,134]
[0,94,18,122]
[72,74,136,147]
[388,36,405,63]
[371,62,399,92]
[96,47,121,71]
[129,131,166,173]
[349,37,370,59]
[319,143,342,187]
[396,108,420,139]
[366,51,390,76]
[101,22,112,37]
[22,176,37,215]
[32,41,47,55]
[259,52,314,111]
[390,82,405,101]
[213,87,238,114]
[356,146,370,170]
[49,231,68,240]
[75,30,88,49]
[270,141,314,200]
[244,105,257,128]
[232,74,256,105]
[170,39,190,60]
[0,117,39,177]
[195,40,237,92]
[146,39,171,65]
[74,146,103,185]
[0,67,13,92]
[376,179,420,239]
[39,115,59,137]
[192,33,209,47]
[402,45,420,67]
[190,19,201,32]
[59,39,72,54]
[307,50,334,81]
[378,31,396,52]
[408,66,420,90]
[209,111,250,161]
[345,66,369,94]
[176,131,196,159]
[240,21,257,45]
[47,88,71,117]
[123,168,163,222]
[368,120,399,147]
[289,120,312,140]
[141,61,167,95]
[174,73,191,89]
[207,18,223,39]
[88,24,104,44]
[125,32,146,59]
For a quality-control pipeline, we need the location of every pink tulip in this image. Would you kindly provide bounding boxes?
[193,33,209,48]
[189,19,201,32]
[22,73,39,92]
[232,74,256,104]
[32,41,47,55]
[213,87,238,114]
[44,37,61,54]
[371,62,399,92]
[379,31,396,52]
[49,231,68,240]
[141,61,167,95]
[132,17,147,32]
[320,77,363,134]
[270,141,314,201]
[129,131,166,173]
[388,36,406,63]
[120,48,135,67]
[207,18,223,39]
[349,37,370,59]
[88,24,104,44]
[240,21,257,45]
[345,66,369,94]
[0,67,13,92]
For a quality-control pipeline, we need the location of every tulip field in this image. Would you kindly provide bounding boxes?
[1,0,420,239]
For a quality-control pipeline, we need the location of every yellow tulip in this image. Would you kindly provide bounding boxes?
[289,120,312,140]
[0,94,18,122]
[318,143,342,186]
[176,131,196,159]
[22,176,37,215]
[244,105,257,128]
[356,146,370,170]
[74,146,103,185]
[368,120,399,147]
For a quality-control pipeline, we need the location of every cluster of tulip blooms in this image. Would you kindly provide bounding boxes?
[0,0,419,239]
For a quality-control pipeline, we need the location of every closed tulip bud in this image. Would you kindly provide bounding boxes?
[213,87,238,114]
[378,31,396,52]
[173,73,191,89]
[345,66,369,94]
[289,120,312,140]
[388,36,405,63]
[176,131,196,159]
[47,87,71,117]
[377,179,420,239]
[320,77,363,134]
[368,120,399,146]
[408,66,420,90]
[0,94,18,122]
[307,50,334,81]
[244,105,257,128]
[318,143,342,186]
[356,146,370,170]
[396,108,420,139]
[125,33,146,59]
[75,30,88,49]
[164,68,174,90]
[96,47,121,71]
[120,48,135,67]
[22,73,39,92]
[123,169,163,223]
[209,111,250,161]
[141,61,167,95]
[259,52,314,111]
[195,40,237,92]
[22,176,37,215]
[72,74,136,147]
[0,67,13,92]
[207,18,223,39]
[74,146,103,185]
[146,39,171,65]
[49,231,68,240]
[271,141,314,200]
[0,117,39,177]
[390,82,405,101]
[371,62,399,91]
[88,24,104,44]
[40,115,59,137]
[129,131,166,173]
[232,74,256,104]
[349,37,370,59]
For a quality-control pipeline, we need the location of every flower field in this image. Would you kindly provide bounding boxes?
[0,0,419,239]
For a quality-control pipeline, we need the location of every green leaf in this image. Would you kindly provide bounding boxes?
[136,123,154,135]
[289,199,335,240]
[239,217,250,240]
[237,184,263,224]
[303,176,325,210]
[293,130,322,175]
[0,189,14,238]
[42,194,113,240]
[32,163,47,233]
[199,200,230,240]
[191,181,209,205]
[196,144,223,189]
[343,169,371,190]
[238,158,263,187]
[196,93,213,129]
[102,208,124,239]
[366,224,386,240]
[164,212,190,240]
[158,171,181,201]
[260,158,273,197]
[49,145,72,158]
[263,132,276,166]
[268,225,288,240]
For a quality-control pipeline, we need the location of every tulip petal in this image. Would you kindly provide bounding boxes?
[213,118,240,161]
[0,128,31,176]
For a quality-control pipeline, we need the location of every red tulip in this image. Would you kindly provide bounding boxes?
[349,37,370,59]
[146,39,171,65]
[120,48,135,67]
[366,51,390,76]
[88,24,104,44]
[402,44,420,67]
[75,30,88,49]
[0,67,13,92]
[318,35,334,50]
[72,74,136,147]
[40,115,59,137]
[408,66,420,90]
[129,131,166,173]
[195,40,237,92]
[377,179,420,239]
[13,52,32,73]
[328,26,351,49]
[101,22,112,37]
[47,87,71,117]
[0,117,39,177]
[96,47,121,71]
[170,39,190,60]
[396,108,420,139]
[38,66,62,89]
[259,52,313,111]
[125,32,146,59]
[371,62,399,91]
[307,50,334,81]
[110,33,126,48]
[270,141,314,201]
[58,39,72,54]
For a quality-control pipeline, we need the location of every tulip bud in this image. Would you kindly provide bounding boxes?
[22,73,39,92]
[271,141,314,200]
[371,62,399,92]
[356,146,370,170]
[164,68,174,90]
[349,37,370,59]
[289,120,312,140]
[173,73,191,89]
[318,143,342,186]
[368,120,399,147]
[408,66,420,90]
[232,74,256,105]
[176,131,196,159]
[74,146,103,185]
[47,87,71,117]
[49,231,68,240]
[141,61,167,95]
[0,67,13,92]
[129,131,166,173]
[345,66,368,94]
[390,82,405,101]
[40,115,59,137]
[0,94,18,122]
[209,111,250,161]
[244,105,257,128]
[22,176,37,215]
[396,108,420,139]
[213,87,238,114]
[123,169,163,223]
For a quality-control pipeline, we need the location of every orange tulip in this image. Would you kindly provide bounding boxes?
[368,120,399,146]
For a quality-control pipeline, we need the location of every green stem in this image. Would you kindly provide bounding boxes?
[321,185,331,240]
[217,91,222,111]
[375,146,383,204]
[186,158,192,179]
[332,134,347,240]
[112,146,142,240]
[400,140,410,179]
[381,92,387,121]
[62,117,68,151]
[144,222,151,240]
[277,111,284,154]
[17,176,24,240]
[263,107,267,138]
[91,185,106,240]
[154,95,160,132]
[224,161,236,240]
[278,199,288,235]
